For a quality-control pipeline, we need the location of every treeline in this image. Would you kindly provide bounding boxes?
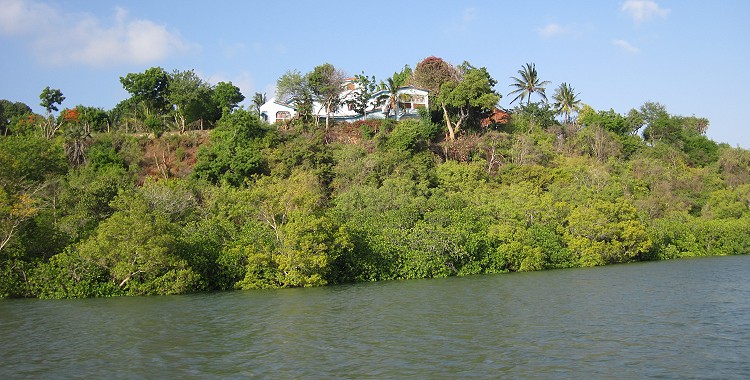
[0,58,749,298]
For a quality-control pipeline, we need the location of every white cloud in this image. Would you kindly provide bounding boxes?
[612,39,640,53]
[0,0,195,66]
[445,7,478,35]
[0,0,57,35]
[621,0,670,23]
[537,23,570,38]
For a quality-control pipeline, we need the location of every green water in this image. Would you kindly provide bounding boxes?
[1,255,749,378]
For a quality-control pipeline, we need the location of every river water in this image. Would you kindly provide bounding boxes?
[1,255,749,379]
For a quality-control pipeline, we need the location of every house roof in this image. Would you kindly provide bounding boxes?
[260,98,296,110]
[371,86,430,99]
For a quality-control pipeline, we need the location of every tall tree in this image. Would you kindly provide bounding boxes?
[119,67,170,117]
[346,73,377,119]
[380,77,400,119]
[40,87,65,114]
[167,69,213,133]
[552,82,582,125]
[76,106,110,133]
[213,81,245,114]
[308,63,346,129]
[412,56,459,100]
[508,63,550,106]
[637,102,673,143]
[252,92,267,114]
[639,102,669,127]
[438,66,501,140]
[276,70,313,123]
[0,100,32,136]
[109,97,145,133]
[392,65,412,87]
[412,57,461,136]
[39,87,65,139]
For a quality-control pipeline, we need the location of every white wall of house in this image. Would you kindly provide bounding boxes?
[259,99,296,124]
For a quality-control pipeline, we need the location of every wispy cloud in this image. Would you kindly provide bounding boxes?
[537,23,570,38]
[221,42,247,59]
[621,0,670,23]
[0,0,195,67]
[612,39,640,54]
[445,7,478,35]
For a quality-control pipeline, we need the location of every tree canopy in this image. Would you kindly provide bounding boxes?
[120,67,170,117]
[412,56,459,98]
[308,63,346,129]
[438,65,501,140]
[40,87,65,114]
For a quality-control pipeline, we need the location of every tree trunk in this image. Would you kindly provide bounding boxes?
[179,114,186,134]
[118,270,143,288]
[0,225,18,253]
[442,103,456,141]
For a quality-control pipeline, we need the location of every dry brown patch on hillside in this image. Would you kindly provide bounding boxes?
[137,131,209,183]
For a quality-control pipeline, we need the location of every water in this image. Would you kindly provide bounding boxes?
[1,255,749,379]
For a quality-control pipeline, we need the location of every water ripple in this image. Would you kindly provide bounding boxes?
[1,255,749,378]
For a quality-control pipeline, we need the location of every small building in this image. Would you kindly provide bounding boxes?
[259,100,296,124]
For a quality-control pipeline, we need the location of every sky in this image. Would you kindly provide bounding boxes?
[1,0,749,147]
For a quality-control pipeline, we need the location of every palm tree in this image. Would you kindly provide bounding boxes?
[380,77,398,118]
[508,63,551,106]
[63,122,91,167]
[252,92,267,114]
[377,77,414,120]
[552,82,582,125]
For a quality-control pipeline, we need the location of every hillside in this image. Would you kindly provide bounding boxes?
[2,102,750,299]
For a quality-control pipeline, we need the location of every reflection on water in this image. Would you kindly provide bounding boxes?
[1,255,749,378]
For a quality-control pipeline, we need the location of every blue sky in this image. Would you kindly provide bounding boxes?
[1,0,749,147]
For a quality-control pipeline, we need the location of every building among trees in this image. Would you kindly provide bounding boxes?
[259,78,429,124]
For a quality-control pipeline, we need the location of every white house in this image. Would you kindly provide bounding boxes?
[259,79,429,124]
[259,100,297,124]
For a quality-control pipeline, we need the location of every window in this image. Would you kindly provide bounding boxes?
[276,111,291,123]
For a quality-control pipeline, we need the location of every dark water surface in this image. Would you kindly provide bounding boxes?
[1,255,749,378]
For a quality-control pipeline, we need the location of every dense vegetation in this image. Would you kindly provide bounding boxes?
[1,59,748,299]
